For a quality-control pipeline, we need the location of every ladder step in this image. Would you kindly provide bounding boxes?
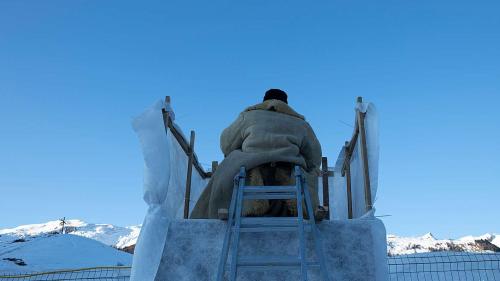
[243,193,296,200]
[243,186,297,193]
[237,217,311,233]
[238,226,311,232]
[217,166,330,281]
[241,217,300,226]
[237,256,320,267]
[237,264,319,271]
[239,226,297,232]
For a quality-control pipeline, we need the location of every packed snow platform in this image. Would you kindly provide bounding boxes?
[130,97,388,281]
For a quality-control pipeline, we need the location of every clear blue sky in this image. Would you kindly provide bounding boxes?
[1,1,499,238]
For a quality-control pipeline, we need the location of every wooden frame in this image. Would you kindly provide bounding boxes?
[161,96,212,180]
[160,95,355,220]
[341,96,373,218]
[161,96,213,219]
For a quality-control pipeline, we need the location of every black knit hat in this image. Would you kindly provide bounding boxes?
[263,89,288,104]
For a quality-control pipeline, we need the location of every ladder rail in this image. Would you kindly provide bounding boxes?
[295,166,308,281]
[217,165,332,281]
[228,167,246,281]
[302,177,332,281]
[216,168,244,281]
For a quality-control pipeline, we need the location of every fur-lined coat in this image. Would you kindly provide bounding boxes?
[190,100,322,218]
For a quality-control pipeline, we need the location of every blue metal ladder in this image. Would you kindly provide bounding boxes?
[216,166,331,281]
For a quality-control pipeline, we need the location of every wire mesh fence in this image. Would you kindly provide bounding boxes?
[0,266,130,281]
[388,252,500,281]
[1,252,500,280]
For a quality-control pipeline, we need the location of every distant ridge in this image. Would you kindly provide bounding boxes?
[1,220,498,256]
[387,232,500,255]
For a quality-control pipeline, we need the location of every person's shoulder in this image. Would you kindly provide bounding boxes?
[243,100,305,120]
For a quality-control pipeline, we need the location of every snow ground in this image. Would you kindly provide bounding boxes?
[0,234,132,273]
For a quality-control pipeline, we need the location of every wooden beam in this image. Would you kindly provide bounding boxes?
[168,124,190,154]
[342,120,360,177]
[357,109,373,212]
[166,122,205,178]
[183,130,195,219]
[162,96,173,143]
[161,96,211,179]
[321,157,330,214]
[344,142,353,219]
[163,96,172,127]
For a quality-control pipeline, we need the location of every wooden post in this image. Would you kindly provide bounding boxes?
[183,130,195,219]
[321,157,330,212]
[212,161,219,174]
[356,97,373,212]
[344,142,353,219]
[161,96,171,130]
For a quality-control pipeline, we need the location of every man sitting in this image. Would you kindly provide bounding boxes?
[190,89,322,219]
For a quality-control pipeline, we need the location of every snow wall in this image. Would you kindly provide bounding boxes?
[131,99,386,281]
[130,100,209,281]
[154,218,387,281]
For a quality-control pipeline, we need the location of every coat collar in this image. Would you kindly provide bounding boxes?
[244,100,305,120]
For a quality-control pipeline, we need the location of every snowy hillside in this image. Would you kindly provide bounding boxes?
[0,234,132,273]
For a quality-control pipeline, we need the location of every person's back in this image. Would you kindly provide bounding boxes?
[190,89,322,218]
[221,94,321,171]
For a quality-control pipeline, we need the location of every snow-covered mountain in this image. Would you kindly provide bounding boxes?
[1,220,498,258]
[387,232,500,256]
[0,220,140,251]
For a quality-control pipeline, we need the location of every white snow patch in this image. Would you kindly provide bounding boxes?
[0,234,131,273]
[492,235,500,248]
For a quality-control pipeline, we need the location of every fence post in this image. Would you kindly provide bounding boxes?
[356,97,373,212]
[183,131,195,219]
